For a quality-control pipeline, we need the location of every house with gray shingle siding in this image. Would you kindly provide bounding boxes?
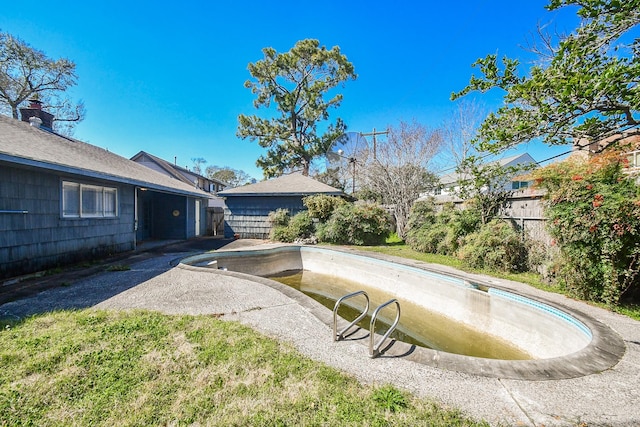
[218,173,345,239]
[0,113,211,279]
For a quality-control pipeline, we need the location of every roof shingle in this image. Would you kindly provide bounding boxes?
[0,115,210,198]
[219,173,344,196]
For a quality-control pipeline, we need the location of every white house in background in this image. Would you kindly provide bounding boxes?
[130,151,228,206]
[425,153,538,198]
[131,151,229,235]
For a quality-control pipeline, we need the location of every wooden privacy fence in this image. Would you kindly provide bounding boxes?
[432,189,552,245]
[499,190,551,245]
[206,207,225,236]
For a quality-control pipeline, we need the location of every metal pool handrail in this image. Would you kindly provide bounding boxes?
[369,299,401,358]
[333,290,370,341]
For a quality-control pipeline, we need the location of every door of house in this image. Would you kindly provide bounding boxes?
[195,200,201,236]
[136,189,153,242]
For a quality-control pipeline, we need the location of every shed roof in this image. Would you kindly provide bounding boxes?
[0,115,210,198]
[218,173,344,197]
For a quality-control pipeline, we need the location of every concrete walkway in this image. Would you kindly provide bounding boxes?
[1,240,639,426]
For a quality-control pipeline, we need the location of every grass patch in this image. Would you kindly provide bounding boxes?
[613,304,640,321]
[0,310,487,426]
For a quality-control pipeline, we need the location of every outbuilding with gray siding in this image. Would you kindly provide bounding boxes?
[219,173,345,239]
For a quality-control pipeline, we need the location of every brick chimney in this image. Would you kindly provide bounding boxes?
[20,99,54,131]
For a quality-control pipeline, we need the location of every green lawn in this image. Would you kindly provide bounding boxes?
[0,310,487,427]
[3,240,638,426]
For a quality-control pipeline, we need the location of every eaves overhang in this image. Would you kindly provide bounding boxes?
[0,154,213,199]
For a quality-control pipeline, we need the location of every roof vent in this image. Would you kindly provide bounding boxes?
[29,116,43,128]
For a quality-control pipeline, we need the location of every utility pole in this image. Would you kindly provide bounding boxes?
[360,128,388,160]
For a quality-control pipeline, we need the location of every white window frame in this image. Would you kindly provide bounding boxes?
[626,150,640,169]
[62,181,118,218]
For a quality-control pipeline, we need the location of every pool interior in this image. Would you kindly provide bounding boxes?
[180,246,628,379]
[268,269,531,360]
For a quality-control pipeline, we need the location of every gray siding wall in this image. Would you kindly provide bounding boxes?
[223,196,305,239]
[0,166,135,278]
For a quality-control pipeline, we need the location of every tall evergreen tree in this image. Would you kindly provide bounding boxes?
[238,39,356,177]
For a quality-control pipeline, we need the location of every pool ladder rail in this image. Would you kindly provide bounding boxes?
[332,291,401,358]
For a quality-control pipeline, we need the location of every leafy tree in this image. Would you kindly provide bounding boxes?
[452,0,640,153]
[455,155,535,224]
[440,99,522,225]
[205,165,253,187]
[237,39,356,177]
[0,31,85,134]
[533,149,640,306]
[360,120,442,238]
[312,166,345,191]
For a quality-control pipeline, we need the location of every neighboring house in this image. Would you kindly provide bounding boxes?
[0,111,211,279]
[573,132,640,177]
[425,153,538,198]
[573,131,640,157]
[218,173,345,239]
[131,151,227,235]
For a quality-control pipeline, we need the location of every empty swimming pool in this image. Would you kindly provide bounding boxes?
[180,245,625,379]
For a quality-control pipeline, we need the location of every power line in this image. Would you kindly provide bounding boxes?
[433,147,574,176]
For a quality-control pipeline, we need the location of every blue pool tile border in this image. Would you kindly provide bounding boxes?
[488,288,592,338]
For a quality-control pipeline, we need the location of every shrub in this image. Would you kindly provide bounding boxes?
[288,211,314,238]
[405,202,480,256]
[458,220,528,272]
[268,208,290,227]
[406,222,448,254]
[405,199,438,231]
[533,151,640,306]
[270,225,294,242]
[317,202,391,246]
[270,211,314,243]
[448,205,482,239]
[303,194,346,221]
[405,200,438,252]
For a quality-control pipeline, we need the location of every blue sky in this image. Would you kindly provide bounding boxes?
[1,1,580,180]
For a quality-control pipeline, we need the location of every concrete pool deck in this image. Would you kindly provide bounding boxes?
[1,239,639,426]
